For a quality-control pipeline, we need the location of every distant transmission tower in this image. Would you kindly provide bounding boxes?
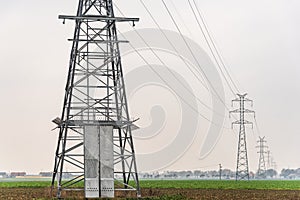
[230,94,255,180]
[51,0,140,198]
[272,161,277,170]
[267,150,271,169]
[271,157,277,170]
[256,136,267,177]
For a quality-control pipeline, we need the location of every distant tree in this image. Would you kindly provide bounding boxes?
[194,170,202,178]
[280,169,295,179]
[295,168,300,177]
[186,171,192,178]
[265,169,277,178]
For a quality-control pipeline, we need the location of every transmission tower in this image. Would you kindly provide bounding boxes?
[230,94,255,180]
[271,156,277,170]
[51,0,140,198]
[256,136,268,177]
[267,150,271,169]
[271,161,277,170]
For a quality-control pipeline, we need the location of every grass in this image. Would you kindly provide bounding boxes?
[0,179,300,190]
[0,181,50,188]
[139,180,300,190]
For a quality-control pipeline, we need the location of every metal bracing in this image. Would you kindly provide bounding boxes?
[230,94,255,181]
[51,0,140,198]
[256,136,268,177]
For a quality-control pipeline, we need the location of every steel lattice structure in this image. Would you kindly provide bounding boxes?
[230,94,255,180]
[51,0,140,198]
[256,136,267,177]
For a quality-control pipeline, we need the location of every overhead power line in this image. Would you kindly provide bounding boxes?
[137,0,227,117]
[117,29,230,129]
[254,117,262,137]
[113,2,235,128]
[168,0,195,39]
[133,29,225,117]
[161,0,234,117]
[191,0,241,94]
[187,0,236,96]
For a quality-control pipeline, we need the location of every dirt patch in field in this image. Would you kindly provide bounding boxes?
[1,187,300,199]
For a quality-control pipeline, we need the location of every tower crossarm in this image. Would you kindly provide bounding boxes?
[244,109,255,114]
[231,120,253,129]
[229,109,240,114]
[59,15,139,23]
[229,109,255,116]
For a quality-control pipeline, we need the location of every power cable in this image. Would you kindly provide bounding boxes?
[117,29,231,129]
[254,117,261,137]
[168,0,195,39]
[187,0,236,96]
[161,0,234,116]
[191,0,240,93]
[137,0,240,122]
[134,0,227,117]
[113,3,230,129]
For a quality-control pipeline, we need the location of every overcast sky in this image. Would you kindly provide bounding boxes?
[0,0,299,174]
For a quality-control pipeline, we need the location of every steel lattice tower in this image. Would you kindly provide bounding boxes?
[256,136,267,177]
[267,150,271,169]
[51,0,140,198]
[230,94,255,180]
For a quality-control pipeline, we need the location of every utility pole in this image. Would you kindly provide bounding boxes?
[51,0,141,198]
[230,94,255,180]
[219,164,222,180]
[256,136,268,177]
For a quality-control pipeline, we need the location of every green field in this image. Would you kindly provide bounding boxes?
[0,180,50,188]
[139,180,300,190]
[0,179,300,190]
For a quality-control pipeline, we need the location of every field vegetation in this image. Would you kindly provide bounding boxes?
[0,179,300,190]
[139,180,300,190]
[1,180,300,199]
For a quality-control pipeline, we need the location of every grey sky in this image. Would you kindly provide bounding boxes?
[0,0,299,174]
